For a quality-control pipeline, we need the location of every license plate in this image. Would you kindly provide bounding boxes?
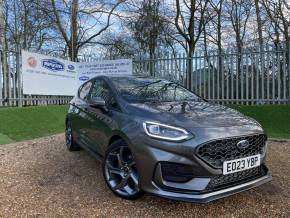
[223,154,261,175]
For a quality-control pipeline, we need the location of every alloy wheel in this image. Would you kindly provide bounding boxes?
[104,146,140,197]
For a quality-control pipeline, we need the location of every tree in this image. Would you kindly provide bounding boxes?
[225,0,252,53]
[208,0,224,55]
[130,0,163,59]
[174,0,211,88]
[50,0,124,61]
[254,0,264,49]
[3,0,54,51]
[98,31,136,58]
[0,0,4,49]
[127,0,174,75]
[262,0,289,48]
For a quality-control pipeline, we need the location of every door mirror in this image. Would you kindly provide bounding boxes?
[89,96,106,108]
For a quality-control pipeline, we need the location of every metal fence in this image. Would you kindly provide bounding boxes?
[1,43,290,107]
[134,43,290,105]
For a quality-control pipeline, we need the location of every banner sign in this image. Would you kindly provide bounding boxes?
[22,51,78,96]
[22,51,132,96]
[77,59,132,86]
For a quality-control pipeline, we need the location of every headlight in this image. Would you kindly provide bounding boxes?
[142,121,193,141]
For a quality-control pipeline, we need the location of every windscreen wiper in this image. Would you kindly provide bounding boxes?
[133,80,162,90]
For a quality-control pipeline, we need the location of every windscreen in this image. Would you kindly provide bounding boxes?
[111,77,201,103]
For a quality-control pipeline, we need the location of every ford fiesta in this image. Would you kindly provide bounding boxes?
[65,75,271,203]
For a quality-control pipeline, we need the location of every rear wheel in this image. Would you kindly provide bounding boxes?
[103,140,143,200]
[65,121,81,151]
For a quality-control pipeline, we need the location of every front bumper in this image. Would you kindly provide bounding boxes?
[126,124,271,203]
[150,174,272,203]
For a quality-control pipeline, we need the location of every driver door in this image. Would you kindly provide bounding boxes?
[85,79,120,156]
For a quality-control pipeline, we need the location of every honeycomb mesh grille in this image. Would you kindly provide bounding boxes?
[206,165,267,190]
[196,134,267,168]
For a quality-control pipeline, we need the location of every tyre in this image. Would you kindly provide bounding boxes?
[103,139,143,200]
[65,121,81,151]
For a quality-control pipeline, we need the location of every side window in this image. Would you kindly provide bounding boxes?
[79,81,93,100]
[90,79,118,109]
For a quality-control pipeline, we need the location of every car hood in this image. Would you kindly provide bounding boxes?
[126,101,260,128]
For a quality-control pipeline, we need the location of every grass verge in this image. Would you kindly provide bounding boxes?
[229,104,290,139]
[0,104,289,145]
[0,133,15,144]
[0,105,68,144]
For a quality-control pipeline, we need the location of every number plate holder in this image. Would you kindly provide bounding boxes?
[223,154,261,175]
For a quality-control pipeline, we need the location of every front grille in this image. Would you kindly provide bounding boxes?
[196,134,267,168]
[206,165,267,190]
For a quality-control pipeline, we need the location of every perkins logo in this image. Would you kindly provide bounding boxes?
[79,76,89,81]
[42,59,64,71]
[68,64,75,71]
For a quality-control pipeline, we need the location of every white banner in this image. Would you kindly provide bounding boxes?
[22,51,132,96]
[77,59,132,86]
[22,51,78,96]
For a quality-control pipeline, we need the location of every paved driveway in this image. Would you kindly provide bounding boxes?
[0,135,289,217]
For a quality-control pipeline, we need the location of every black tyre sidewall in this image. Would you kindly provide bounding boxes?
[66,121,81,151]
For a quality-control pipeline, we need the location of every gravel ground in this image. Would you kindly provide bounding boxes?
[0,135,289,218]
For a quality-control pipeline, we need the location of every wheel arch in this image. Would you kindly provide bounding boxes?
[108,135,124,145]
[107,131,132,147]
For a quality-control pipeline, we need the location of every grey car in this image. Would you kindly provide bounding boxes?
[65,75,271,203]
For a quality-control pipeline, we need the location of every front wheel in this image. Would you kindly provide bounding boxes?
[102,140,143,200]
[65,121,81,151]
